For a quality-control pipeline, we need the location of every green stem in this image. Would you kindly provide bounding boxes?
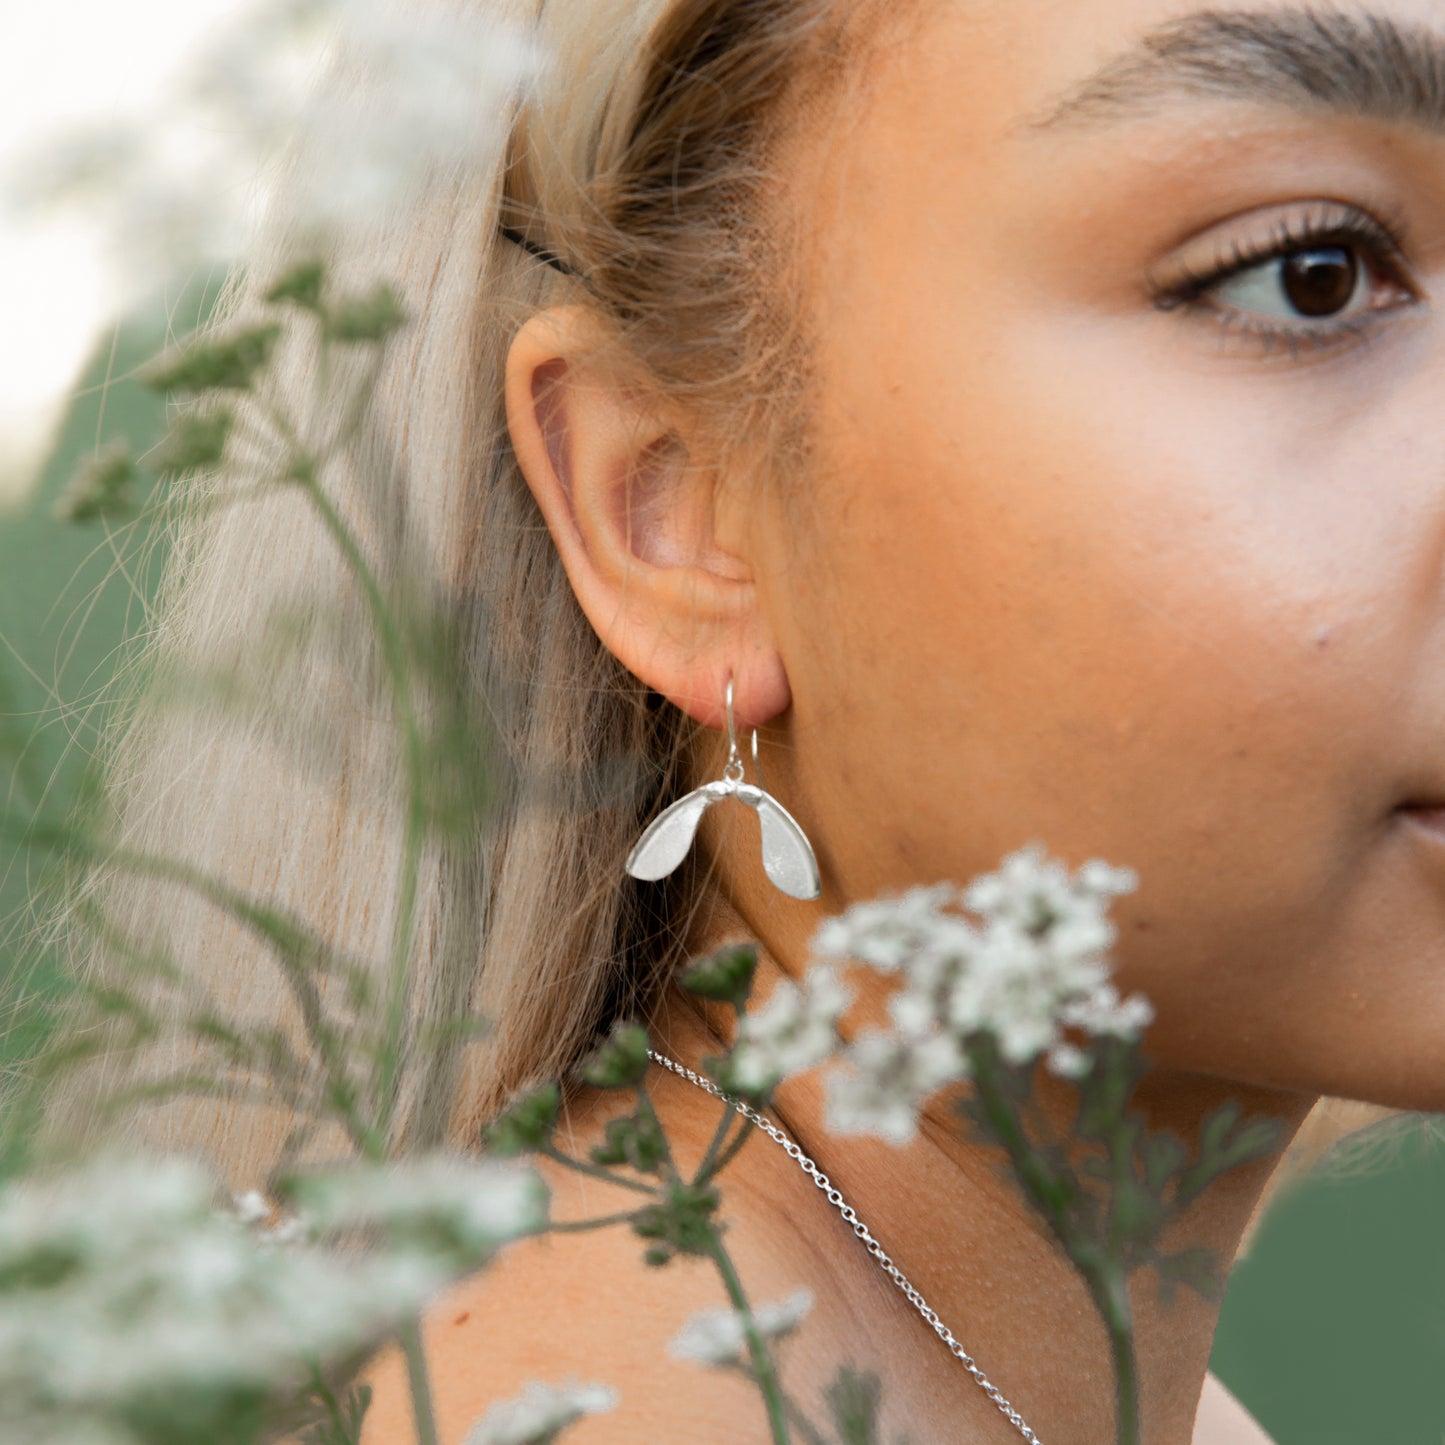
[966,1055,1076,1252]
[639,1079,679,1179]
[706,1229,791,1445]
[328,345,387,448]
[693,1095,742,1184]
[253,345,427,1158]
[1092,1273,1140,1445]
[1097,1109,1143,1445]
[969,1052,1142,1444]
[290,468,426,1151]
[695,1109,756,1188]
[396,1315,440,1445]
[301,1359,352,1444]
[780,1390,831,1445]
[8,817,382,1156]
[545,1209,643,1233]
[538,1141,660,1196]
[720,1361,829,1445]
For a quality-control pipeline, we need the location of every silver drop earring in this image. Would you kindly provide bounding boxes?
[625,675,821,900]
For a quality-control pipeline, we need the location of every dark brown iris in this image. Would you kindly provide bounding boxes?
[1283,246,1359,317]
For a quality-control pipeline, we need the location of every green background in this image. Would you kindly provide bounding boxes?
[1,300,1441,1444]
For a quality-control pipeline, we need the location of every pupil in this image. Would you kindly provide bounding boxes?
[1283,245,1357,317]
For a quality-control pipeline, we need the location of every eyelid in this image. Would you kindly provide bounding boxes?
[1144,198,1424,359]
[1149,198,1416,300]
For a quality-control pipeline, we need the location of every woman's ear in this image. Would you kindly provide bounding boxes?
[504,305,790,732]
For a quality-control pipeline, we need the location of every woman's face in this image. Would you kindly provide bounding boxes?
[743,0,1445,1111]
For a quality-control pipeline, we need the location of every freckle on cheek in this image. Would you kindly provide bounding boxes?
[452,1312,471,1327]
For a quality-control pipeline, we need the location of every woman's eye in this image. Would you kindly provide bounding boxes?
[1151,204,1420,357]
[1212,243,1370,321]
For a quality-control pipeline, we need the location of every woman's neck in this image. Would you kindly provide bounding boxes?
[644,886,1315,1444]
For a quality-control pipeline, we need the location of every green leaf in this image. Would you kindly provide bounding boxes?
[578,1019,651,1090]
[322,283,408,342]
[481,1080,561,1156]
[150,407,234,475]
[291,1379,373,1445]
[52,438,139,523]
[589,1094,668,1174]
[1176,1101,1287,1210]
[1140,1128,1189,1196]
[630,1176,720,1264]
[1072,1034,1149,1143]
[1111,1171,1167,1252]
[138,323,284,395]
[266,258,327,312]
[826,1364,884,1445]
[678,942,759,1009]
[1154,1244,1226,1307]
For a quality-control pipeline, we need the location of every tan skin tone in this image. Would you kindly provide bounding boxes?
[353,1,1445,1441]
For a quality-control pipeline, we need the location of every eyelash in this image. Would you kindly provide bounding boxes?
[1149,201,1419,359]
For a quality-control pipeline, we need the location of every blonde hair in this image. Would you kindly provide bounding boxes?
[21,0,893,1197]
[20,0,1405,1237]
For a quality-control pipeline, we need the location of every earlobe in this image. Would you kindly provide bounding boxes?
[503,307,791,732]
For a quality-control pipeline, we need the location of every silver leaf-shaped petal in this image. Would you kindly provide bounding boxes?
[624,787,719,881]
[753,793,822,900]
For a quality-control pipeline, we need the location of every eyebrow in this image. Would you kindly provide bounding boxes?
[1019,6,1445,138]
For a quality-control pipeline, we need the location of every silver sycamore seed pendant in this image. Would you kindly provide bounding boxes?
[624,676,822,901]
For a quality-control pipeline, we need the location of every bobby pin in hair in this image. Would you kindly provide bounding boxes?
[498,224,578,278]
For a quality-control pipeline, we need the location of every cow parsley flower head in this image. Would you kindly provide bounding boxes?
[727,960,853,1094]
[464,1377,619,1445]
[963,842,1137,930]
[0,1147,547,1442]
[813,844,1152,1144]
[824,1027,968,1145]
[667,1287,815,1367]
[811,882,964,972]
[1,0,540,312]
[283,1152,548,1263]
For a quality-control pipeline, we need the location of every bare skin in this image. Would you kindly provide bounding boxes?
[357,0,1445,1440]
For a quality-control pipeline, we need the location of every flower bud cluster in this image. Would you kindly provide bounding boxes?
[813,843,1151,1144]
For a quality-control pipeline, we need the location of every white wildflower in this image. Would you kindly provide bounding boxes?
[289,1151,548,1262]
[824,1028,968,1146]
[964,841,1134,936]
[1045,1041,1094,1080]
[811,882,966,972]
[0,0,540,312]
[667,1286,815,1368]
[1057,981,1155,1040]
[1076,857,1141,899]
[227,1187,313,1246]
[464,1377,619,1445]
[0,1147,546,1440]
[728,960,853,1093]
[230,1188,272,1227]
[812,844,1149,1129]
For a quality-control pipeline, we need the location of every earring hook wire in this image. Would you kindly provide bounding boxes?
[723,673,745,783]
[724,671,770,793]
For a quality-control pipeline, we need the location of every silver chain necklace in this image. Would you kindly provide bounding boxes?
[647,1047,1042,1444]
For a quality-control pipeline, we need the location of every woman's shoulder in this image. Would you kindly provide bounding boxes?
[352,1136,824,1445]
[1193,1372,1277,1445]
